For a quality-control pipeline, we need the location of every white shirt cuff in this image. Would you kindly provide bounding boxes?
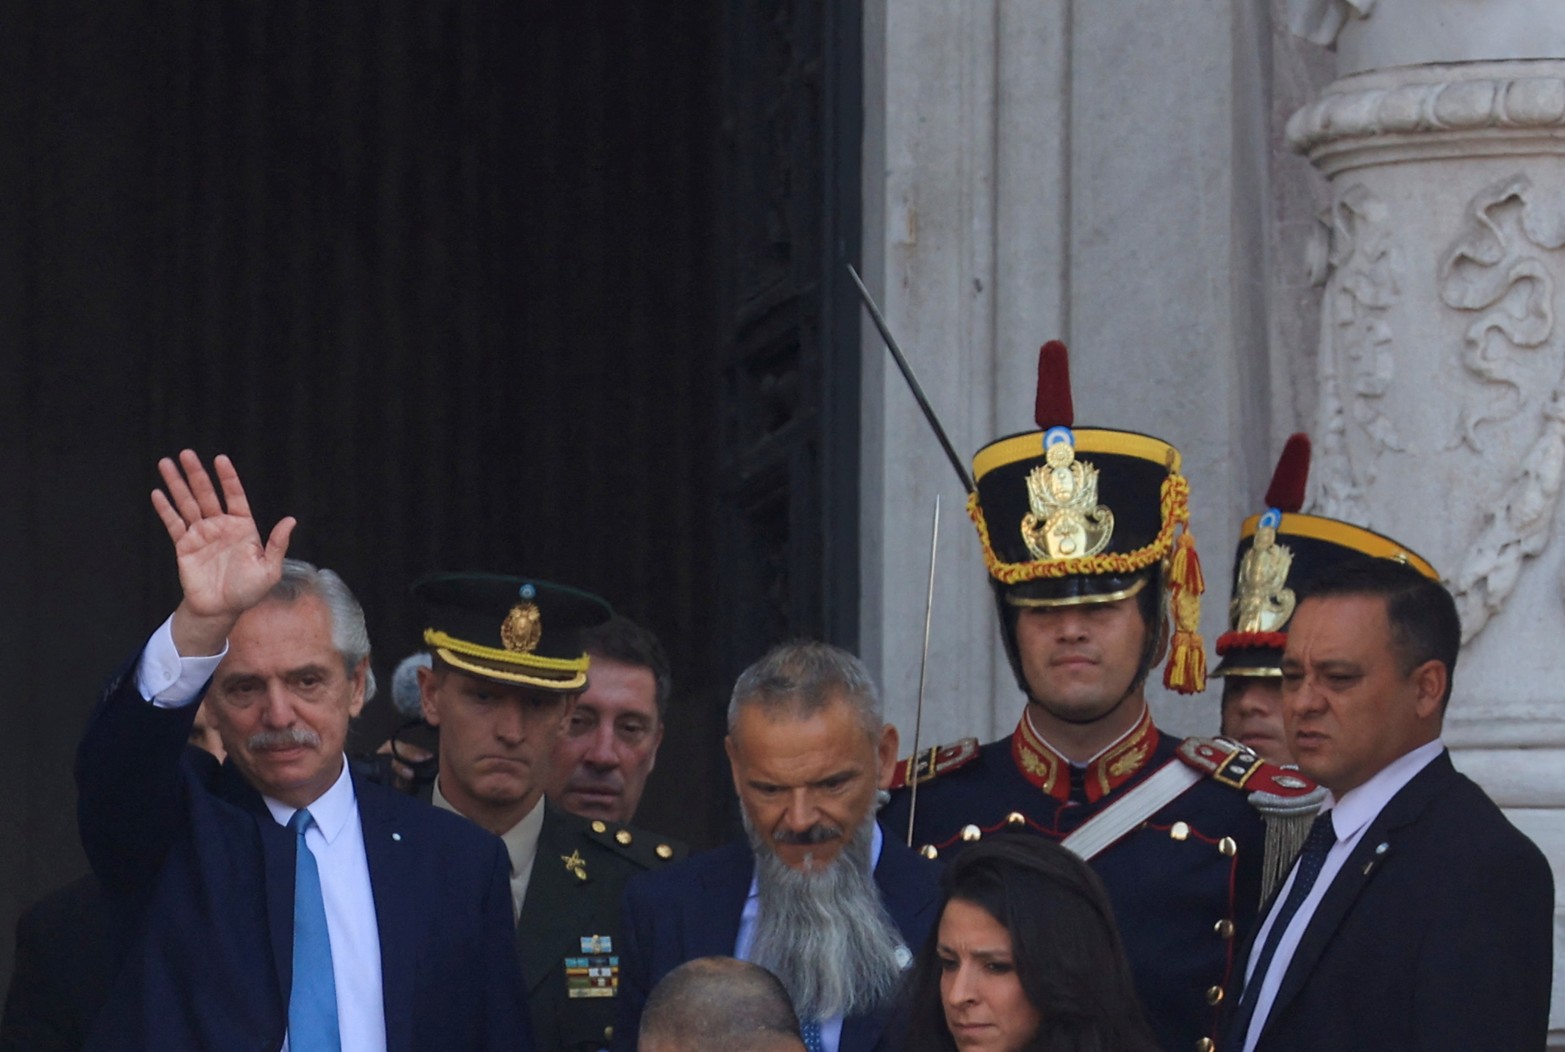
[136,614,227,708]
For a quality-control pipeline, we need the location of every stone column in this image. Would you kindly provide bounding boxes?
[1286,0,1565,1034]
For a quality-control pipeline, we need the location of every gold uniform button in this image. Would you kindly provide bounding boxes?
[1218,836,1238,857]
[1196,1038,1215,1051]
[616,829,633,845]
[1006,812,1027,827]
[920,844,939,860]
[1206,985,1224,1005]
[960,824,982,842]
[604,1026,613,1041]
[1170,821,1190,841]
[591,821,607,834]
[1214,919,1236,939]
[655,843,674,860]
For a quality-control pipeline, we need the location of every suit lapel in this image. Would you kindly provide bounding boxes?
[694,840,753,958]
[358,777,417,1052]
[213,763,296,1010]
[1260,753,1456,1039]
[840,834,941,1052]
[516,808,596,995]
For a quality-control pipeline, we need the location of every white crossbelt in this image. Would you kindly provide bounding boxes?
[1059,760,1203,860]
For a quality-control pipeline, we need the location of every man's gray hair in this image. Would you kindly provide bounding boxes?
[727,641,882,738]
[269,558,377,701]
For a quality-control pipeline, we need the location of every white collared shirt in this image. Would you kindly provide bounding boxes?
[267,764,387,1052]
[1239,738,1445,1052]
[432,779,545,920]
[135,616,388,1051]
[734,822,887,1052]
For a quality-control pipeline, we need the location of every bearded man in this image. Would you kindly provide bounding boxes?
[612,642,941,1052]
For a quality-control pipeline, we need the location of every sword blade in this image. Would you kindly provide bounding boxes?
[847,264,975,494]
[906,494,941,847]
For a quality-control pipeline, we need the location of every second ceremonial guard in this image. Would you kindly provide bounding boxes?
[881,342,1317,1052]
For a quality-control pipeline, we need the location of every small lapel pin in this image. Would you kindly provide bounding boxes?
[1362,841,1389,875]
[391,832,402,842]
[562,849,588,881]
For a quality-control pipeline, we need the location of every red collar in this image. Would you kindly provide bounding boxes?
[1010,705,1160,803]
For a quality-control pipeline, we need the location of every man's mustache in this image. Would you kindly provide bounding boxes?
[246,727,322,751]
[773,823,843,846]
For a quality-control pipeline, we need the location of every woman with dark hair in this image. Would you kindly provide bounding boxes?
[899,834,1158,1052]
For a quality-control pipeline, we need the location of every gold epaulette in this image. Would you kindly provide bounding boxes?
[888,738,980,791]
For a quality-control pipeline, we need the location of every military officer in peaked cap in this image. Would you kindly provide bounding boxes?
[881,342,1317,1052]
[1212,434,1441,770]
[411,573,687,1052]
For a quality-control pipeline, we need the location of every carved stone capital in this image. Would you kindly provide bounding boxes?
[1288,61,1565,176]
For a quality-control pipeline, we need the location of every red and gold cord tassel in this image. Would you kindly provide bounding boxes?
[1163,527,1207,694]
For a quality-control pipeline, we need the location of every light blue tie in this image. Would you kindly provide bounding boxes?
[800,1018,825,1052]
[288,809,341,1051]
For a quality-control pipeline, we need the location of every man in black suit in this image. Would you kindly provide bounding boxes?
[76,450,529,1050]
[613,641,942,1052]
[1227,556,1554,1051]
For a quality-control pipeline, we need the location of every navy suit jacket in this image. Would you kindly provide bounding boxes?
[1229,751,1554,1052]
[0,875,125,1052]
[611,830,942,1052]
[75,656,531,1052]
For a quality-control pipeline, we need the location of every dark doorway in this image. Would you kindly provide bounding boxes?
[0,0,860,995]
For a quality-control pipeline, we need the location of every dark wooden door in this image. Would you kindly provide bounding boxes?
[0,0,860,994]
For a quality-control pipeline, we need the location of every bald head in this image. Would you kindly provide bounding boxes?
[639,957,803,1052]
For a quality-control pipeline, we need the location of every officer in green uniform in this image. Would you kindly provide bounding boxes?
[411,572,687,1052]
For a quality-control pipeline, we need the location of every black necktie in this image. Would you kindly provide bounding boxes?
[1229,809,1338,1047]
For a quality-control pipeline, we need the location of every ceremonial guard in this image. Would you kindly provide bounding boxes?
[410,574,687,1052]
[880,343,1317,1052]
[1211,434,1441,770]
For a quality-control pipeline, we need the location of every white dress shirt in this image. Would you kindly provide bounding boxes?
[1238,738,1445,1052]
[136,615,388,1052]
[734,822,886,1052]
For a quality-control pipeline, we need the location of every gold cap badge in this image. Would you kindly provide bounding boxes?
[1231,513,1296,634]
[500,602,543,653]
[1020,432,1114,561]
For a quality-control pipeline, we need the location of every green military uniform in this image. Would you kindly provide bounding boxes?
[519,806,686,1052]
[408,571,688,1051]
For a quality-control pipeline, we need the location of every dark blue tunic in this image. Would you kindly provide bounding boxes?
[882,723,1267,1052]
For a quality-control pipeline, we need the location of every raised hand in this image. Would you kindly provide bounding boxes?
[150,450,296,656]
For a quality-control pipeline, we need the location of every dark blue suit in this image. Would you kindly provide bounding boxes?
[1228,751,1554,1052]
[75,657,532,1052]
[610,830,941,1052]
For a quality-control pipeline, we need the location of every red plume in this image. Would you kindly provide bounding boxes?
[1263,433,1311,512]
[1034,341,1074,429]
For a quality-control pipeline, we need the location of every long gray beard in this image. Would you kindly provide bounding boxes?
[743,812,907,1021]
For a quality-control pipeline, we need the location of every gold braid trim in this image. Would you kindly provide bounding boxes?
[422,629,590,672]
[966,474,1190,583]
